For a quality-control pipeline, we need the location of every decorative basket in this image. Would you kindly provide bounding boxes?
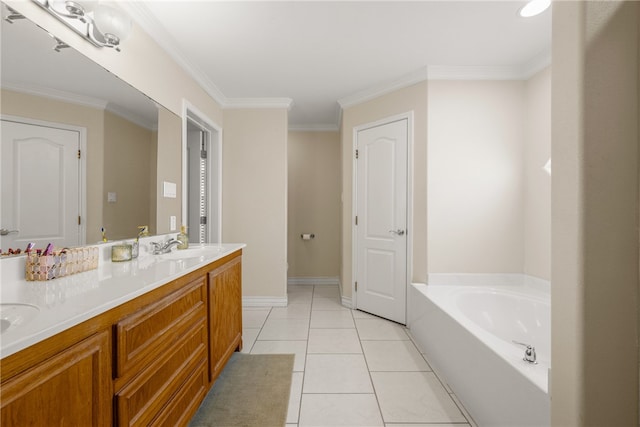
[25,246,99,281]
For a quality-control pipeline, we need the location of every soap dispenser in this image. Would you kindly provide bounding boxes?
[177,225,189,250]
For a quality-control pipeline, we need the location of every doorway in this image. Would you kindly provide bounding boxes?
[353,115,411,324]
[182,104,222,244]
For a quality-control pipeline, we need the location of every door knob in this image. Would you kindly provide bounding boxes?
[389,229,405,236]
[0,228,19,236]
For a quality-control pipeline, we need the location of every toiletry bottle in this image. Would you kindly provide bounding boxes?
[177,225,189,250]
[137,225,149,237]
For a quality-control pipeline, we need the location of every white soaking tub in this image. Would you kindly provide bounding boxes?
[408,275,550,427]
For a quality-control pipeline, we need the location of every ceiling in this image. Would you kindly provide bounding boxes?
[125,1,551,130]
[2,1,551,131]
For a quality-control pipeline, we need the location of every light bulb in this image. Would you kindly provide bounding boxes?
[519,0,551,18]
[93,4,132,46]
[50,0,97,21]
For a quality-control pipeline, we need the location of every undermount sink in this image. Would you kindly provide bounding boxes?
[0,303,40,333]
[157,246,222,260]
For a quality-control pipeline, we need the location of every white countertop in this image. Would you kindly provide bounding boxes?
[0,242,245,359]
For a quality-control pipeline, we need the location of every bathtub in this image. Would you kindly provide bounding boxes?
[408,275,550,427]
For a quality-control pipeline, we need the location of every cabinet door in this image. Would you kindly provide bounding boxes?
[208,256,242,382]
[1,330,111,426]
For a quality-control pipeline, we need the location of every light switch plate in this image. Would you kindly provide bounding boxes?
[170,216,176,231]
[107,192,117,203]
[163,181,177,198]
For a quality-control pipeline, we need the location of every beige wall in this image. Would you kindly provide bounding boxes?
[341,81,428,299]
[155,108,183,234]
[524,67,551,280]
[1,89,105,243]
[103,111,153,240]
[427,71,551,278]
[223,108,288,300]
[551,1,639,425]
[427,80,525,274]
[288,131,341,278]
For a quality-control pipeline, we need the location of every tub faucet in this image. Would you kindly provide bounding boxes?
[512,341,537,364]
[150,239,181,255]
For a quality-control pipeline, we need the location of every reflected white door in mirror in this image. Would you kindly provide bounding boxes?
[1,117,86,253]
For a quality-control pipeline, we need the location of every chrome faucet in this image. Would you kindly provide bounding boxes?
[512,341,537,364]
[150,239,181,255]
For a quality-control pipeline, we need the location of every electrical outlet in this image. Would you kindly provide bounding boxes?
[170,216,176,231]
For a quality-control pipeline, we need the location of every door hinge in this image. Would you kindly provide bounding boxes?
[355,216,358,226]
[78,215,81,225]
[77,149,81,159]
[355,149,359,159]
[200,216,207,225]
[355,281,358,292]
[200,149,207,159]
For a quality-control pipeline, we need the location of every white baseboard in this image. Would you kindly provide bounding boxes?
[341,295,353,309]
[287,276,340,286]
[242,296,288,307]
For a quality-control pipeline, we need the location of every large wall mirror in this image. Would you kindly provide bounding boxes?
[0,2,182,252]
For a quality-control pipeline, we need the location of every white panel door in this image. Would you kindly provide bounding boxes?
[1,119,81,252]
[356,118,408,324]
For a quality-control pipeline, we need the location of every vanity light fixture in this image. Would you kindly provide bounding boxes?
[32,0,131,52]
[518,0,551,18]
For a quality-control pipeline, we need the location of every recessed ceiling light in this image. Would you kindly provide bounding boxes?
[519,0,551,17]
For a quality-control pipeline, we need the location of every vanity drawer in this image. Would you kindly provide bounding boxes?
[149,359,209,427]
[115,319,207,427]
[115,275,207,379]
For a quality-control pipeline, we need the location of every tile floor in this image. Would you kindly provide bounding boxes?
[241,284,478,427]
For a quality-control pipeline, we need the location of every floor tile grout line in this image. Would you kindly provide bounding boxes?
[244,306,273,354]
[294,284,316,425]
[352,306,387,425]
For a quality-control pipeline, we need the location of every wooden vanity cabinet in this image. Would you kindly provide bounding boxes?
[208,254,243,383]
[114,275,208,427]
[0,249,243,427]
[0,330,112,426]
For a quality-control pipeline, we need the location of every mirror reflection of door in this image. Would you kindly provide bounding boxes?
[1,118,85,252]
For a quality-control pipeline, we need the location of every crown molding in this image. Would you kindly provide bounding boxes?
[3,81,108,110]
[337,55,552,113]
[121,3,296,114]
[3,82,157,130]
[224,97,293,110]
[106,104,158,131]
[518,52,552,79]
[426,65,519,80]
[288,124,339,132]
[427,54,551,81]
[119,2,229,107]
[338,66,429,110]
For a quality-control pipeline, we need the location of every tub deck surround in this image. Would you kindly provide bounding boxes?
[408,274,550,427]
[0,240,246,359]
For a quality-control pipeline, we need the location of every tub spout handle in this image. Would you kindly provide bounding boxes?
[512,340,537,364]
